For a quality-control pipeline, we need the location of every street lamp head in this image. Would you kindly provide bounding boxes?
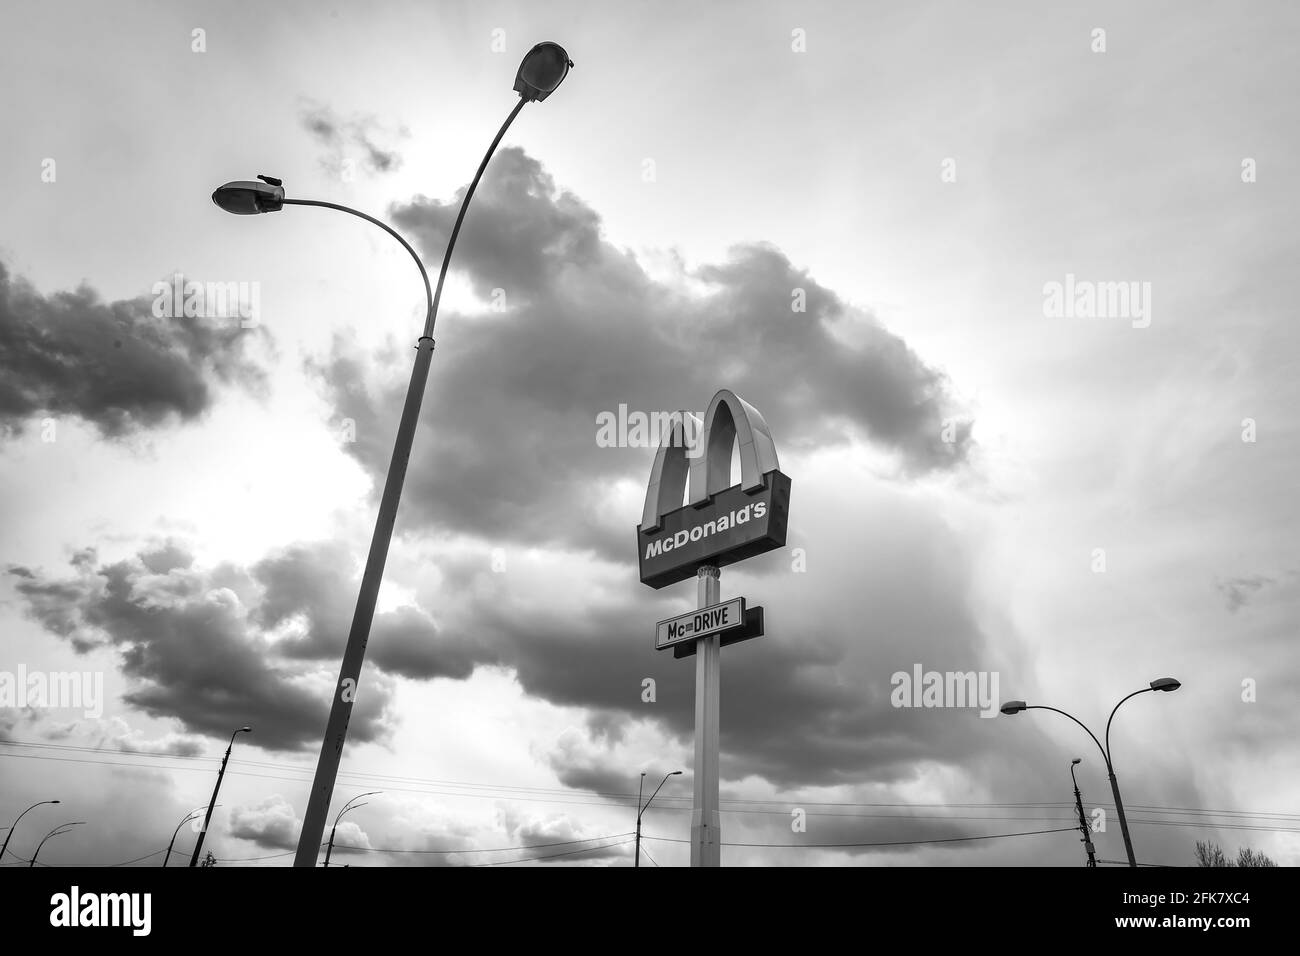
[514,42,572,102]
[669,771,683,776]
[1071,758,1082,765]
[1000,700,1028,715]
[1149,678,1181,693]
[211,176,284,215]
[239,726,253,733]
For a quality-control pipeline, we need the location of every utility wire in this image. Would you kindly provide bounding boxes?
[3,745,1293,829]
[1098,860,1171,867]
[214,849,303,862]
[106,849,166,867]
[644,825,1078,848]
[6,738,1298,822]
[471,837,634,867]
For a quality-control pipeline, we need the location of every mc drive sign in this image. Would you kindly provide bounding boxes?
[655,597,746,650]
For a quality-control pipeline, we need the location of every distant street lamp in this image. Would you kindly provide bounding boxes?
[29,821,85,867]
[165,806,213,868]
[1069,759,1097,868]
[1000,678,1181,867]
[636,771,681,867]
[212,40,572,868]
[324,791,381,868]
[189,726,252,867]
[0,799,59,863]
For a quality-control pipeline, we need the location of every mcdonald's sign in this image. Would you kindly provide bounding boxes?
[637,389,792,589]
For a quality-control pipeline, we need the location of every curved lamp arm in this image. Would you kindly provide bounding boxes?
[1026,705,1109,769]
[7,800,58,832]
[281,199,433,324]
[30,822,85,867]
[424,98,526,339]
[0,800,59,861]
[335,791,382,826]
[279,97,525,344]
[173,806,210,840]
[641,771,682,817]
[1104,688,1152,765]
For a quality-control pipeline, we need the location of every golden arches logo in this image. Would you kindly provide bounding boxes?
[637,389,790,589]
[640,389,781,532]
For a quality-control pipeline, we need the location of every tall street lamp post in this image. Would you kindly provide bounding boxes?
[1069,758,1097,868]
[212,41,571,868]
[189,726,252,867]
[1000,677,1181,867]
[636,770,681,867]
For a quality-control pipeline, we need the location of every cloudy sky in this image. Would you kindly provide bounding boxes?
[1,0,1297,867]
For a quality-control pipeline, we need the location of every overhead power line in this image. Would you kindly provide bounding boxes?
[4,741,1294,826]
[6,737,1298,821]
[646,825,1079,849]
[471,837,634,867]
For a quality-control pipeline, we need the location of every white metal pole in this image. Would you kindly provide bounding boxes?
[691,565,722,866]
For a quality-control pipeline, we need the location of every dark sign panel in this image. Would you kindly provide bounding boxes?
[672,605,764,658]
[637,469,791,589]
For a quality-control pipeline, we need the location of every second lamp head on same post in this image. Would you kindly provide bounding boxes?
[210,42,572,217]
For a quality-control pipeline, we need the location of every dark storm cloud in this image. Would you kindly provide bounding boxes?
[13,520,1008,791]
[389,478,1213,845]
[7,546,395,752]
[105,733,205,758]
[251,541,482,681]
[544,757,636,800]
[318,147,971,560]
[488,808,632,866]
[0,261,265,439]
[466,502,1005,790]
[318,482,1032,791]
[300,102,407,175]
[299,150,991,792]
[391,148,606,301]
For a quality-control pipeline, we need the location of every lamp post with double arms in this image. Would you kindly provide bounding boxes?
[324,791,381,868]
[29,821,85,867]
[212,42,573,868]
[165,806,211,867]
[1000,678,1181,867]
[0,799,59,864]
